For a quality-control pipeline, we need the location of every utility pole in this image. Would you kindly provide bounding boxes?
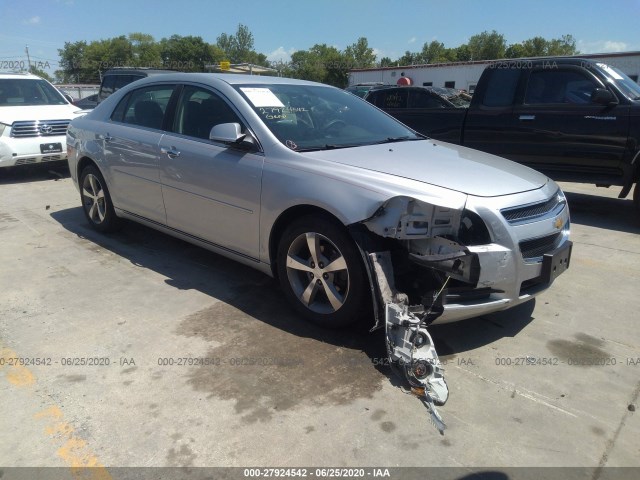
[25,45,31,71]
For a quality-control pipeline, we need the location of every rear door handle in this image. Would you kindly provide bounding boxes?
[519,115,536,121]
[160,147,181,159]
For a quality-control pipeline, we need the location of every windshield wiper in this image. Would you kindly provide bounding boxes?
[371,135,425,145]
[295,144,361,152]
[294,136,426,152]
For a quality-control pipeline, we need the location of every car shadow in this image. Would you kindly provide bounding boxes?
[50,207,536,386]
[564,190,640,234]
[0,163,70,185]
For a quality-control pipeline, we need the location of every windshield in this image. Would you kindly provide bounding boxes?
[0,78,68,107]
[597,63,640,101]
[235,83,422,151]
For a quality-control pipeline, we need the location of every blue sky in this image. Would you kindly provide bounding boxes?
[1,0,639,75]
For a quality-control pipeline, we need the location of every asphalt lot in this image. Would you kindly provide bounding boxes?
[0,165,638,474]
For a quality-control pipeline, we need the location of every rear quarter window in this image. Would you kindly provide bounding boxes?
[481,69,520,107]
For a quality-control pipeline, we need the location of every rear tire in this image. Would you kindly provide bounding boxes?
[277,215,369,328]
[79,165,121,233]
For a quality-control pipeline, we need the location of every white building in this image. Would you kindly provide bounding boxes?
[348,51,640,93]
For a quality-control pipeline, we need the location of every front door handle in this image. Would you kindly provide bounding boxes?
[160,147,181,159]
[519,115,536,121]
[103,133,114,142]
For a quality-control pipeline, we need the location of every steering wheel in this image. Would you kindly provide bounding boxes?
[322,119,347,132]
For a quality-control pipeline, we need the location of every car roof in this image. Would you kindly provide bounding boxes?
[129,72,330,88]
[0,72,43,80]
[102,68,177,77]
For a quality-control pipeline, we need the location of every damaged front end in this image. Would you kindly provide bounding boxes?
[356,195,492,328]
[351,196,494,433]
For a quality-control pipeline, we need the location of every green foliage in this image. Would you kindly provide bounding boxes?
[379,57,394,67]
[56,25,260,83]
[287,44,348,87]
[420,41,458,64]
[505,34,579,58]
[159,35,225,72]
[56,41,87,83]
[29,65,53,82]
[216,23,267,66]
[344,37,377,69]
[467,30,507,60]
[55,26,581,86]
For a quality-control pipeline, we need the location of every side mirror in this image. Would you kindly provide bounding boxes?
[63,94,74,104]
[209,123,246,144]
[591,88,618,106]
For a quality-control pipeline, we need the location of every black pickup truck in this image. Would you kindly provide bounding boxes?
[364,58,640,210]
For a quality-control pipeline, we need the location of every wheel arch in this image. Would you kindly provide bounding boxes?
[76,156,99,180]
[268,205,352,278]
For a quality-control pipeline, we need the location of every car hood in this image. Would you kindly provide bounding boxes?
[0,105,82,124]
[301,140,548,197]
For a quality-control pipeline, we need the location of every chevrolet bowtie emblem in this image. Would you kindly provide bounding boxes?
[554,217,563,229]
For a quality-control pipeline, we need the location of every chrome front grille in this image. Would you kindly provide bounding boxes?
[10,120,70,138]
[501,191,565,225]
[519,232,563,260]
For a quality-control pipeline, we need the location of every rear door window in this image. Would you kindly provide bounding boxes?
[112,85,176,130]
[481,69,520,107]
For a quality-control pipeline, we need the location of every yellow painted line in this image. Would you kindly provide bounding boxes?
[1,346,112,480]
[0,347,36,386]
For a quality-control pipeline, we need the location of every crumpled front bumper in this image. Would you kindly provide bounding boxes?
[361,180,572,326]
[431,182,572,324]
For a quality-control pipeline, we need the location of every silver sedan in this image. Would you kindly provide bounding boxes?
[66,73,572,329]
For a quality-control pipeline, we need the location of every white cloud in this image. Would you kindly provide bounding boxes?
[578,40,632,54]
[266,46,295,64]
[408,36,417,44]
[23,16,41,25]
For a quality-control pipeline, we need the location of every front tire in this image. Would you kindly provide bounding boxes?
[277,215,369,328]
[79,165,121,232]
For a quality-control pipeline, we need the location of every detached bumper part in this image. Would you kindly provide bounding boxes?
[385,303,449,434]
[368,251,449,434]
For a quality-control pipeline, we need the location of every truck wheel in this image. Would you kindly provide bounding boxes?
[277,215,369,328]
[79,165,121,233]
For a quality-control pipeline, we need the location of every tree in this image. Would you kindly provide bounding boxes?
[216,23,265,65]
[29,65,53,82]
[506,34,579,58]
[397,50,420,66]
[379,57,394,67]
[344,37,377,69]
[233,24,255,63]
[57,41,87,83]
[129,33,161,68]
[288,44,349,87]
[547,35,578,56]
[505,43,527,59]
[160,35,224,71]
[454,44,472,62]
[421,41,443,63]
[467,30,507,60]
